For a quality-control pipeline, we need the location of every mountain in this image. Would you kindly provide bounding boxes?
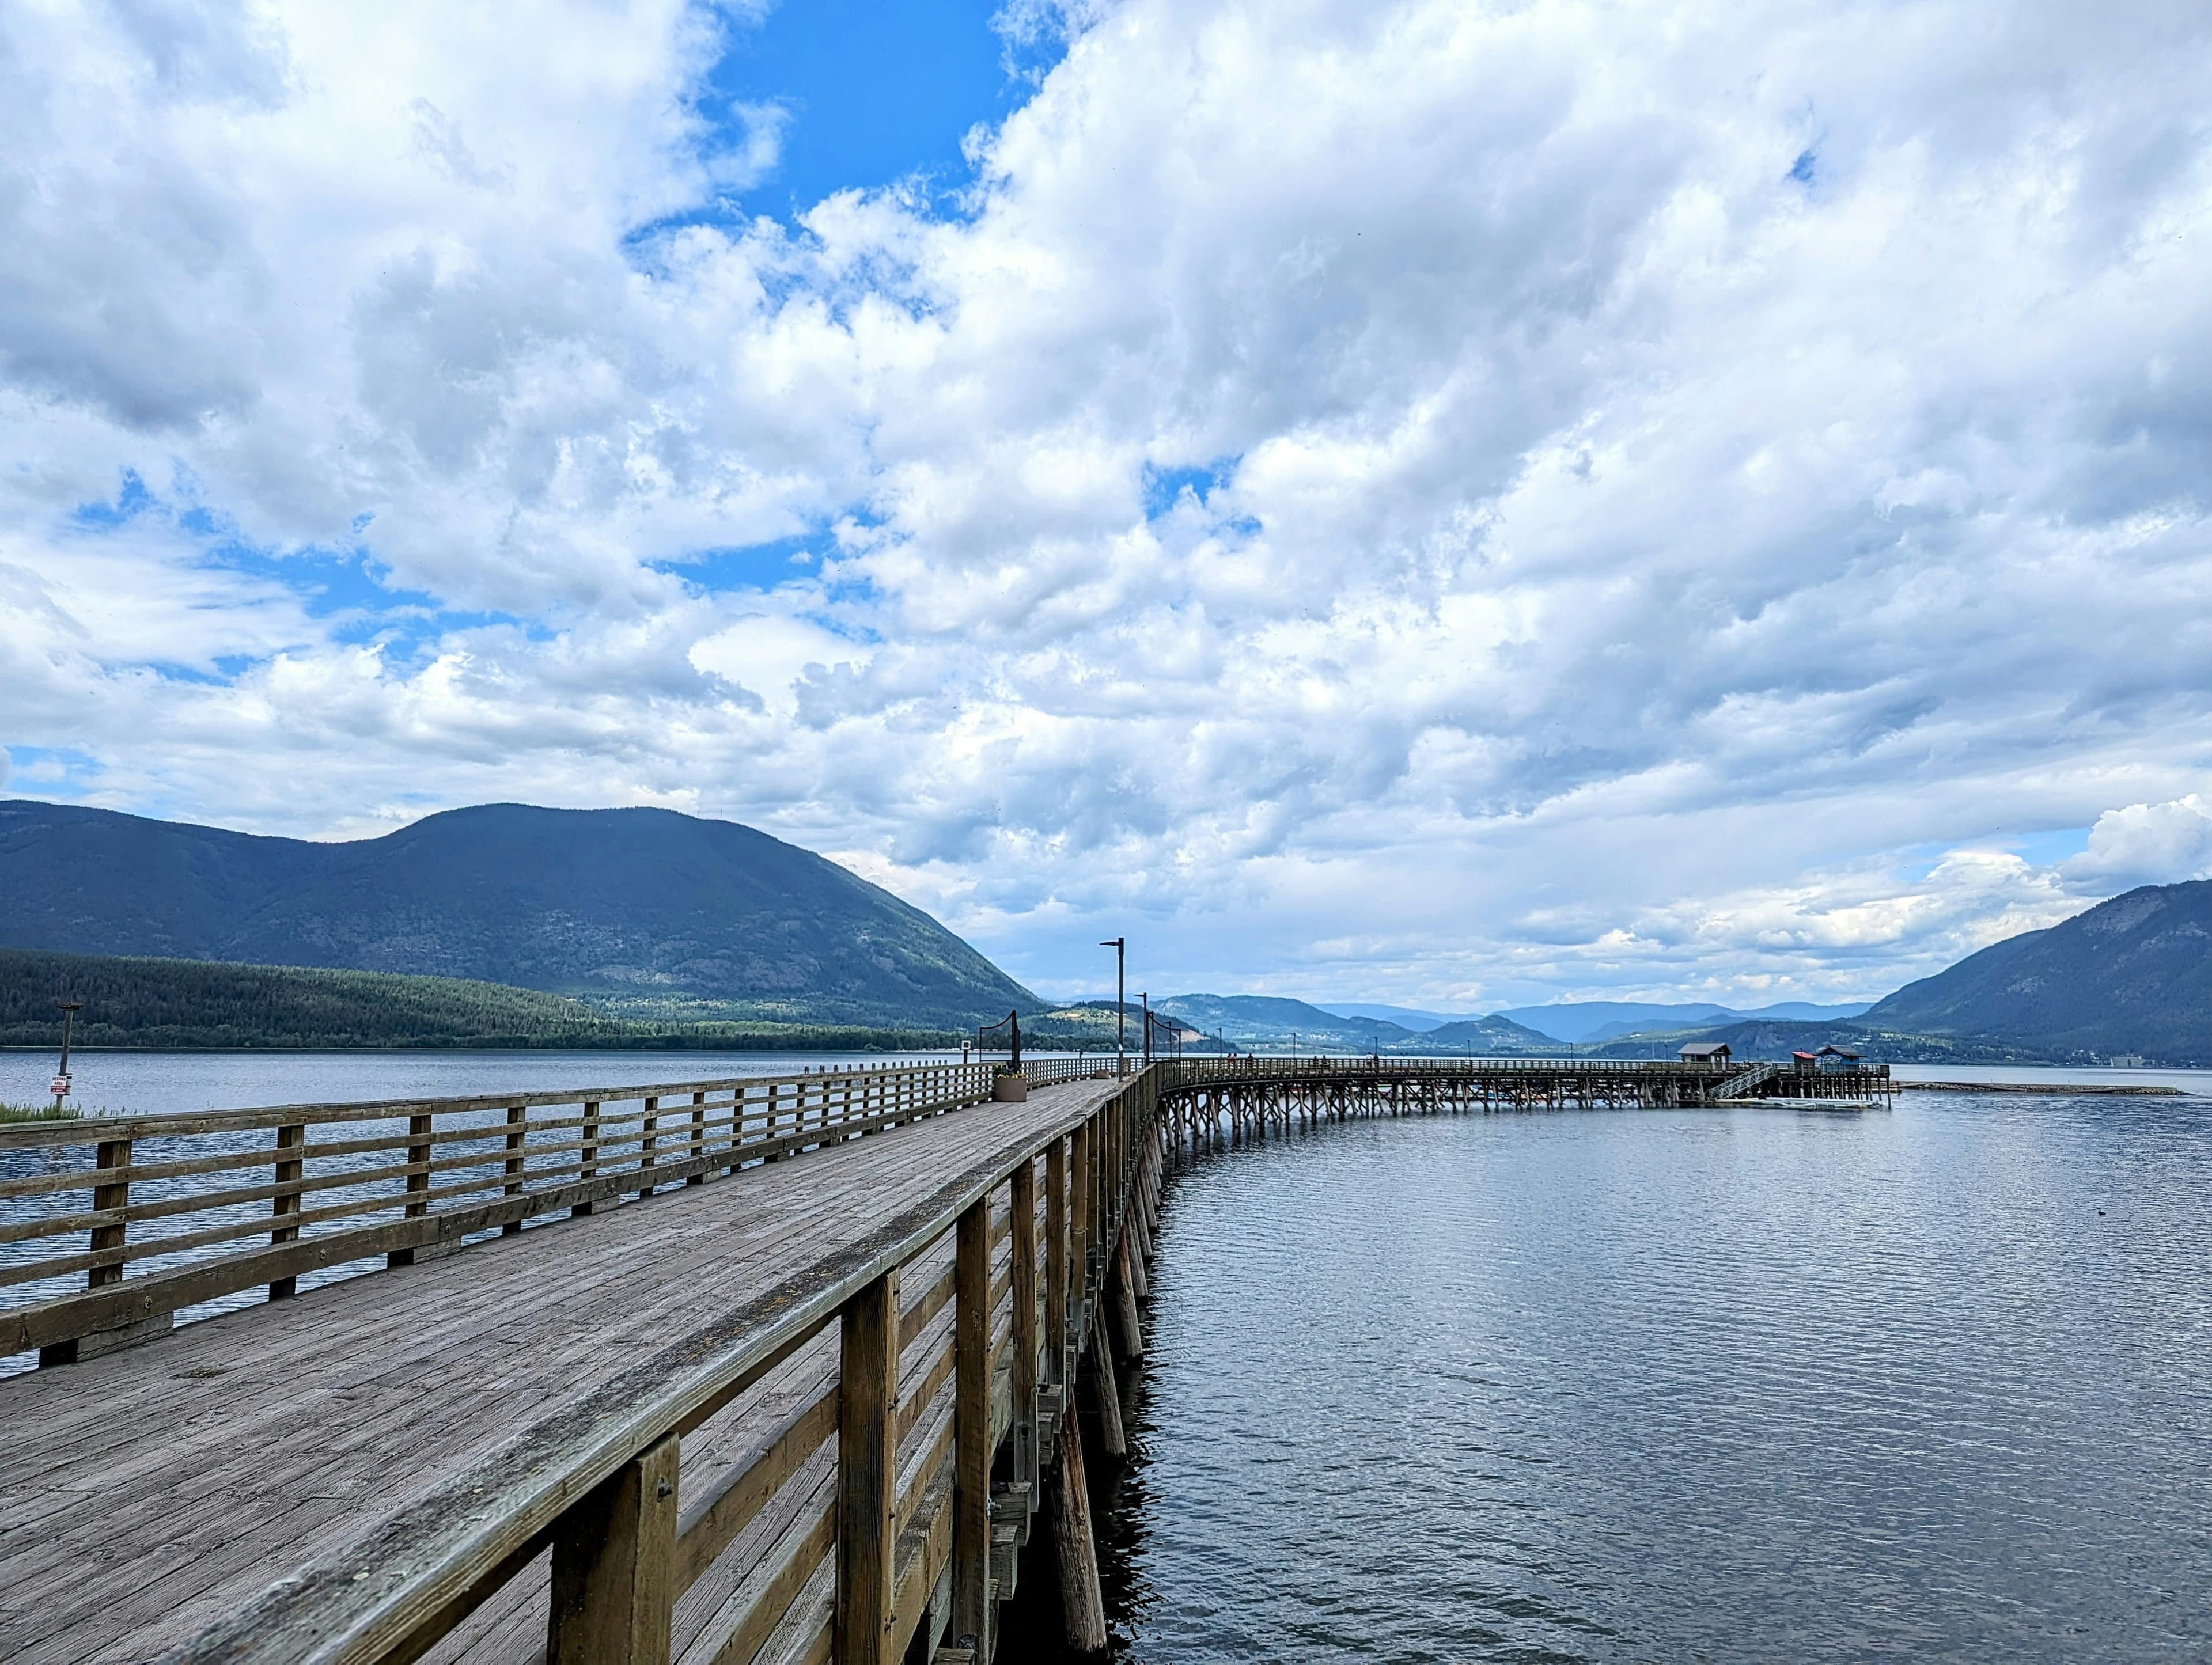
[1416,1015,1559,1053]
[1857,881,2209,1063]
[1587,1019,2006,1065]
[1497,999,1873,1042]
[1312,1003,1475,1033]
[1153,994,1555,1054]
[0,800,1037,1029]
[1155,993,1414,1049]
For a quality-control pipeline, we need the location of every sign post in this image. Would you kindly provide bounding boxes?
[52,1000,85,1113]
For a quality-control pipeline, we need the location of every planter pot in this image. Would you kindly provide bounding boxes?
[993,1074,1029,1102]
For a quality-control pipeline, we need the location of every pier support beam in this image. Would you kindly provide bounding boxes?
[1052,1403,1109,1656]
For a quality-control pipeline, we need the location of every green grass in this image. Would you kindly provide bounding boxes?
[0,1101,97,1124]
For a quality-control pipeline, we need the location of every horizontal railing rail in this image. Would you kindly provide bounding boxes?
[0,1055,1113,1366]
[150,1065,1160,1665]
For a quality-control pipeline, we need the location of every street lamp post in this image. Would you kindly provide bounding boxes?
[1100,937,1126,1074]
[52,1000,84,1112]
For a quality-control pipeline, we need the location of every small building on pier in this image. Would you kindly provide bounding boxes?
[1680,1041,1732,1064]
[1795,1044,1862,1074]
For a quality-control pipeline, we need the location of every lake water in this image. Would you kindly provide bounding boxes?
[0,1046,975,1117]
[1007,1082,2212,1662]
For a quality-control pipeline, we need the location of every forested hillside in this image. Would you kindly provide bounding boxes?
[0,801,1039,1028]
[0,949,959,1051]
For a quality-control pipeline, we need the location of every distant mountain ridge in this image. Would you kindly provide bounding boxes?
[1581,882,2210,1067]
[1156,993,1555,1053]
[1493,1000,1873,1043]
[1857,881,2208,1061]
[0,800,1037,1028]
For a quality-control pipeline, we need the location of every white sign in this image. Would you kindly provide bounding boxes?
[50,1074,71,1097]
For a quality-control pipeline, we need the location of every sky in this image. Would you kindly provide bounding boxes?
[2,0,2210,1011]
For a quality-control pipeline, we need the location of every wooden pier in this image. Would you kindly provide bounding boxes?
[1155,1053,1897,1148]
[0,1050,1895,1664]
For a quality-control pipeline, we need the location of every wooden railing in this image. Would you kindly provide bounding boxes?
[148,1065,1161,1665]
[1,1054,1119,1366]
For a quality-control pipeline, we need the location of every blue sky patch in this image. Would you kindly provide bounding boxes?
[657,529,834,595]
[2,746,103,790]
[71,470,156,527]
[704,0,1059,218]
[197,540,441,620]
[2007,826,2093,865]
[1789,148,1817,184]
[1143,456,1243,521]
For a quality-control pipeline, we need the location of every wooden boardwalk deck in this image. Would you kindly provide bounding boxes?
[0,1075,1128,1665]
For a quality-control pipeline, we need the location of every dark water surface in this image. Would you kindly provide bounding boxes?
[1029,1094,2212,1662]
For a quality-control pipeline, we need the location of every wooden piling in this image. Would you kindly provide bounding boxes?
[1051,1402,1108,1656]
[1113,1239,1145,1359]
[1086,1322,1126,1459]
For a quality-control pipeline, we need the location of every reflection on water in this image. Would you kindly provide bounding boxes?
[1016,1088,2212,1663]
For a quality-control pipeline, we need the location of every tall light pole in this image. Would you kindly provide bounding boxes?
[1100,938,1125,1074]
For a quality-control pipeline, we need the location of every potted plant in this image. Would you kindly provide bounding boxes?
[992,1063,1029,1102]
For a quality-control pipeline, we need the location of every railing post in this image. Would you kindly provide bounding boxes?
[1045,1136,1069,1394]
[1069,1120,1092,1340]
[575,1099,602,1215]
[547,1431,680,1665]
[955,1195,993,1653]
[1010,1153,1040,1495]
[638,1095,659,1197]
[838,1268,900,1665]
[503,1104,528,1234]
[687,1090,707,1185]
[89,1136,131,1292]
[389,1112,433,1266]
[268,1122,305,1299]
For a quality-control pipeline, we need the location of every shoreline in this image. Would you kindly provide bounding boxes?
[1904,1079,2188,1097]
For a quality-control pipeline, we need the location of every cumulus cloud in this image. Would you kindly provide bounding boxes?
[2064,797,2212,893]
[1,0,2209,1007]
